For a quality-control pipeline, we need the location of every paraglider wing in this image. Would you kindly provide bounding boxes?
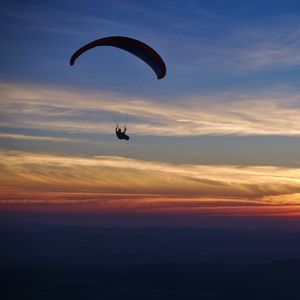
[70,36,166,79]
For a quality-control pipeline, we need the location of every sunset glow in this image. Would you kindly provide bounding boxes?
[1,150,299,221]
[1,0,300,228]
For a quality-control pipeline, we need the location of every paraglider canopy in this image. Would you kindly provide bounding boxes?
[70,36,166,79]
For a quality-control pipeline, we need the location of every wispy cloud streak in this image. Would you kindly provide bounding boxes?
[1,82,300,137]
[0,133,84,143]
[1,150,299,212]
[228,22,300,71]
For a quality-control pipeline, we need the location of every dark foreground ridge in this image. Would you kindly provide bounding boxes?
[1,260,300,300]
[2,225,300,266]
[1,225,300,299]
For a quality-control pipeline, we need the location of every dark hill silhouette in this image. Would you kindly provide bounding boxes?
[1,225,300,299]
[2,260,300,299]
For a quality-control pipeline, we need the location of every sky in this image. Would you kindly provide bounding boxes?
[1,0,300,228]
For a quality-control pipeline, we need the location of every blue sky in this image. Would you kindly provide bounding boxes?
[3,0,300,94]
[1,0,300,166]
[1,1,300,226]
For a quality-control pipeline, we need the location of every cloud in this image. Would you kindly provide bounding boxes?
[0,3,128,37]
[159,11,300,74]
[0,133,84,143]
[228,21,300,71]
[1,82,300,137]
[1,150,299,213]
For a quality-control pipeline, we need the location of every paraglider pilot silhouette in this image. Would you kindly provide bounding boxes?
[116,124,129,140]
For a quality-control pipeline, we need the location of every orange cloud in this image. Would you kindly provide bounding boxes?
[1,150,300,217]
